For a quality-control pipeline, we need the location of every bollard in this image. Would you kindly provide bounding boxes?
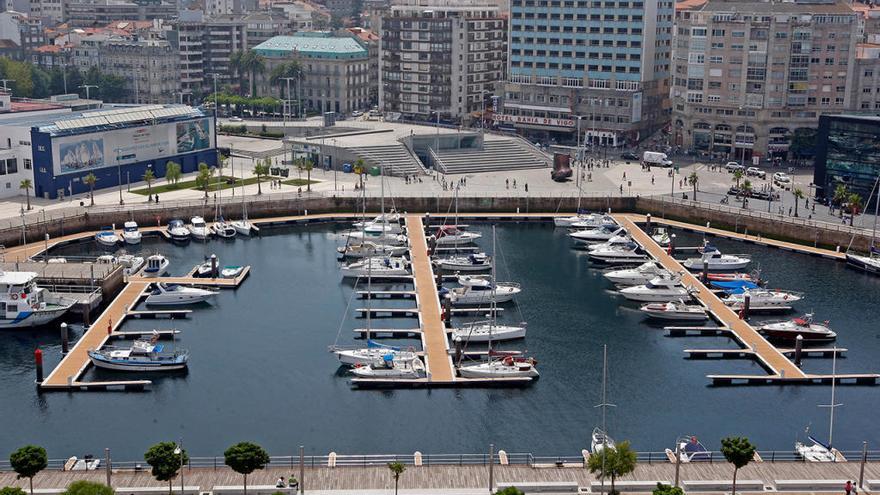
[304,209,308,217]
[488,443,495,494]
[742,293,751,320]
[645,213,652,232]
[443,297,453,328]
[454,337,463,365]
[210,254,218,278]
[107,318,113,335]
[701,260,709,284]
[34,348,44,384]
[794,334,804,367]
[299,445,305,494]
[60,322,69,355]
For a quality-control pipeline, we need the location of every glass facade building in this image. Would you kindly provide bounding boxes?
[814,115,880,208]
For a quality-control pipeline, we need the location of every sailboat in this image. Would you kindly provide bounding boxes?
[434,187,482,245]
[213,158,236,239]
[457,226,538,379]
[845,176,880,275]
[795,349,841,462]
[339,176,407,258]
[591,345,616,459]
[232,183,253,236]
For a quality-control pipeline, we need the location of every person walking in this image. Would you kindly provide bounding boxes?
[845,480,853,495]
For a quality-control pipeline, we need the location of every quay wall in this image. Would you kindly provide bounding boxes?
[2,195,873,253]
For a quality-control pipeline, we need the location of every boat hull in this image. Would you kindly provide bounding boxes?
[145,294,214,306]
[0,306,72,329]
[122,234,141,245]
[620,290,690,302]
[846,254,880,275]
[88,357,187,372]
[451,325,526,342]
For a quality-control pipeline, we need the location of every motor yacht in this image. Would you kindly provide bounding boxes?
[0,271,74,328]
[145,283,218,306]
[758,314,836,343]
[340,257,410,278]
[603,262,670,286]
[723,288,802,310]
[433,253,492,272]
[142,254,169,278]
[569,215,618,230]
[589,244,649,265]
[121,221,142,245]
[166,219,191,242]
[213,217,237,239]
[444,274,521,305]
[95,230,120,248]
[88,333,188,371]
[190,216,210,241]
[619,276,691,302]
[682,245,750,271]
[334,340,419,367]
[451,321,526,342]
[570,226,626,244]
[640,301,708,322]
[651,227,671,247]
[587,234,633,252]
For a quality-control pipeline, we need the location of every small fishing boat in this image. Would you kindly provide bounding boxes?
[682,245,750,271]
[640,301,708,322]
[667,436,711,463]
[445,274,521,305]
[335,340,419,367]
[166,219,191,242]
[433,253,492,271]
[570,226,626,244]
[340,257,410,278]
[458,353,539,378]
[142,254,170,278]
[190,216,210,241]
[0,271,75,328]
[220,265,244,278]
[619,276,691,302]
[603,262,670,286]
[95,230,120,248]
[433,226,482,245]
[88,333,188,371]
[196,259,215,277]
[589,244,649,265]
[651,227,671,247]
[349,355,426,378]
[451,321,526,342]
[122,221,142,245]
[591,427,616,454]
[117,254,145,276]
[337,242,407,258]
[758,314,836,343]
[213,217,237,239]
[145,283,218,306]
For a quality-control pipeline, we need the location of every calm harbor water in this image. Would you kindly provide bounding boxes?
[1,221,879,459]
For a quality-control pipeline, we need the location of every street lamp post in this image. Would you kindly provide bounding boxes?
[79,84,98,100]
[116,148,124,205]
[173,441,185,495]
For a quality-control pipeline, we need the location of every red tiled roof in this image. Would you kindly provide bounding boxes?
[10,101,64,112]
[676,0,708,10]
[34,44,62,53]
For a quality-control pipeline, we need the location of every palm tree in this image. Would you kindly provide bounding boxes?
[83,173,97,206]
[687,172,699,200]
[143,169,155,198]
[165,161,181,186]
[239,50,266,98]
[792,187,804,218]
[732,169,744,189]
[387,462,406,495]
[269,61,301,105]
[195,162,214,198]
[230,50,246,96]
[848,192,863,226]
[298,157,314,192]
[19,179,32,210]
[741,180,753,208]
[253,159,272,194]
[832,183,848,207]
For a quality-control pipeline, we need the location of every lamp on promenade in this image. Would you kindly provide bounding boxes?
[174,441,185,495]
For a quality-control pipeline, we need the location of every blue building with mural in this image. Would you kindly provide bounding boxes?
[26,105,217,199]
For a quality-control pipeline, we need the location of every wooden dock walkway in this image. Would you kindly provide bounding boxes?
[405,215,454,382]
[41,281,150,390]
[615,215,878,385]
[129,265,249,288]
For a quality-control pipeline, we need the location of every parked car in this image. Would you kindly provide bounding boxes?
[772,172,791,184]
[620,152,639,161]
[725,162,745,173]
[352,110,364,117]
[746,167,766,179]
[228,116,244,122]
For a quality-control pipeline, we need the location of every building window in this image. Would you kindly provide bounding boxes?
[23,159,31,170]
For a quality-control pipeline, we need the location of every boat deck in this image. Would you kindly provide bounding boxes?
[40,281,150,390]
[614,215,877,386]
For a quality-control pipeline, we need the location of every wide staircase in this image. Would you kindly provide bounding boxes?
[433,138,550,175]
[348,144,427,177]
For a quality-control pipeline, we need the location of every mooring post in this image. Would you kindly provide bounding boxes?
[443,296,452,328]
[210,254,218,278]
[645,213,652,232]
[859,441,867,489]
[60,322,69,355]
[299,445,305,494]
[34,348,43,384]
[701,260,709,284]
[488,443,494,494]
[105,448,111,487]
[454,336,462,365]
[794,334,803,368]
[674,443,681,487]
[742,293,751,320]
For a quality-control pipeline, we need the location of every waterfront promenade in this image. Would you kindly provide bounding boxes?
[2,458,879,493]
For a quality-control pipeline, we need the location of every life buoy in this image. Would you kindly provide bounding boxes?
[11,293,17,300]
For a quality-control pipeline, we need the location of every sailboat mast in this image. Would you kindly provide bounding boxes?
[366,241,372,342]
[829,348,837,447]
[601,344,608,439]
[872,176,880,247]
[455,186,459,228]
[489,225,496,352]
[380,163,385,218]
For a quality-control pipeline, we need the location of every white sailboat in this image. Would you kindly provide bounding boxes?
[591,345,616,462]
[212,167,236,238]
[232,194,253,236]
[845,176,880,275]
[795,350,842,462]
[433,187,482,245]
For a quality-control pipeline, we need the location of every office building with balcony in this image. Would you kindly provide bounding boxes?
[497,0,672,146]
[672,0,859,161]
[379,1,506,123]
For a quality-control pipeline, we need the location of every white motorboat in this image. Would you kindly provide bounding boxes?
[758,314,836,343]
[0,271,74,328]
[451,321,526,342]
[458,354,539,378]
[570,226,626,244]
[433,253,492,272]
[555,212,613,228]
[118,254,145,276]
[166,219,191,242]
[587,234,632,252]
[340,257,410,278]
[666,436,711,463]
[569,215,617,230]
[591,427,616,454]
[640,301,708,321]
[433,225,482,245]
[88,333,188,371]
[145,283,218,305]
[445,274,521,305]
[337,241,407,258]
[589,244,649,264]
[603,262,670,286]
[335,340,419,367]
[190,216,210,240]
[95,230,120,248]
[352,211,401,230]
[723,288,802,309]
[213,218,237,239]
[122,221,142,245]
[619,276,691,302]
[651,227,671,247]
[220,265,244,278]
[682,245,750,271]
[142,254,169,278]
[196,259,215,277]
[343,228,407,245]
[349,356,426,378]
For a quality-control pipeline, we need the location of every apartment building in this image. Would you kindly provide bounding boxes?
[64,0,177,27]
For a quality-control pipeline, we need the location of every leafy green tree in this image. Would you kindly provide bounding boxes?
[0,487,27,495]
[741,180,752,208]
[10,445,48,495]
[652,484,684,495]
[494,488,524,495]
[83,173,97,206]
[195,162,214,198]
[387,462,406,495]
[224,442,270,495]
[62,481,113,495]
[732,169,744,188]
[19,179,32,210]
[165,161,182,186]
[587,441,637,495]
[687,171,699,199]
[720,437,756,495]
[144,442,189,495]
[0,58,31,96]
[269,61,301,103]
[792,187,804,218]
[253,159,270,195]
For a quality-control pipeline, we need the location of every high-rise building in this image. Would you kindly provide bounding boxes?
[379,0,506,122]
[63,0,177,27]
[497,0,673,146]
[672,0,859,161]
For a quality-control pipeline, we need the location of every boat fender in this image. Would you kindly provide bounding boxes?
[11,294,17,300]
[21,293,26,299]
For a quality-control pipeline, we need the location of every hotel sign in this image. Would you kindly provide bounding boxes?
[493,114,575,129]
